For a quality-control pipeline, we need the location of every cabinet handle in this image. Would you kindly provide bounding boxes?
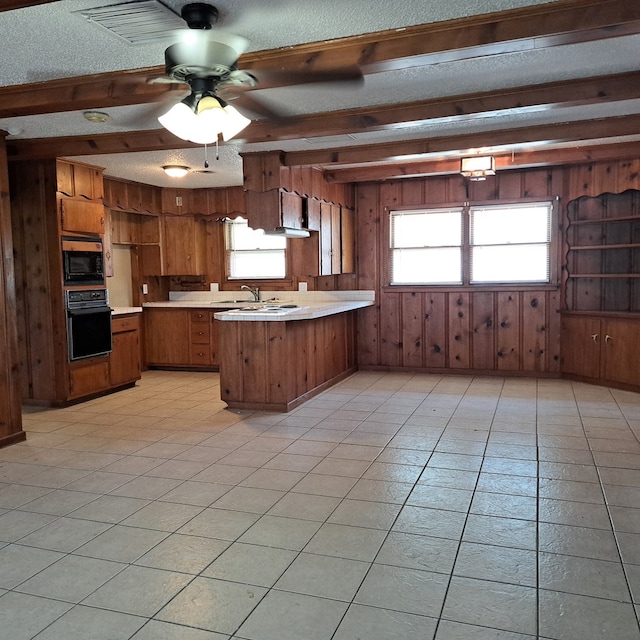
[605,334,613,343]
[591,334,598,343]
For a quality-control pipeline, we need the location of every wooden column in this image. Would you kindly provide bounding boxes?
[0,132,25,447]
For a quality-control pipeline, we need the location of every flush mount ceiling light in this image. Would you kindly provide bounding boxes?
[83,111,109,123]
[162,165,190,178]
[460,155,496,181]
[158,78,251,145]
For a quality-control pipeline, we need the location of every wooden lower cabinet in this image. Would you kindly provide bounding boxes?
[68,360,110,400]
[218,311,358,412]
[110,314,142,387]
[560,313,640,389]
[67,313,142,401]
[145,307,223,370]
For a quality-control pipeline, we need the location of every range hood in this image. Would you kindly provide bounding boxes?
[264,227,311,238]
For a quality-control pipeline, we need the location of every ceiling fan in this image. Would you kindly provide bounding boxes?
[151,2,363,144]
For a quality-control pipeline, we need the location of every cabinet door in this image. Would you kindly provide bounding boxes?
[560,315,601,379]
[110,315,141,386]
[68,361,110,399]
[145,309,190,365]
[341,207,355,273]
[110,329,141,386]
[59,198,105,235]
[319,202,333,276]
[161,216,202,275]
[601,318,640,386]
[210,315,220,366]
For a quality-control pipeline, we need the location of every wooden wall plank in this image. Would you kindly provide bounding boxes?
[424,292,447,368]
[496,291,521,370]
[448,292,471,369]
[379,292,402,367]
[401,292,423,368]
[521,292,547,372]
[472,292,495,370]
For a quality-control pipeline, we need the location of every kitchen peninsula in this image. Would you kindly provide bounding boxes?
[144,291,374,411]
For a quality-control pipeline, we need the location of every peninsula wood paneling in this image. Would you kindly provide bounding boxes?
[355,169,564,375]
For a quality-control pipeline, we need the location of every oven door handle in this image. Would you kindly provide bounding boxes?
[67,306,112,316]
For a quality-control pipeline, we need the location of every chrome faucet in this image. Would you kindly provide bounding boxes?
[241,284,260,302]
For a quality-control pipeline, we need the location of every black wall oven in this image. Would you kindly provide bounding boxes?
[66,289,112,361]
[62,237,105,286]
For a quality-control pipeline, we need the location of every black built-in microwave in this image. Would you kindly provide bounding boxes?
[62,237,105,286]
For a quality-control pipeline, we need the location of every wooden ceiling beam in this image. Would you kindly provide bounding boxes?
[281,114,640,167]
[324,141,640,183]
[1,0,640,118]
[245,70,640,142]
[8,114,640,165]
[7,69,640,161]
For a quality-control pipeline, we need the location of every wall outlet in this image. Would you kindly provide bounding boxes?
[298,282,308,292]
[209,283,219,292]
[142,283,148,295]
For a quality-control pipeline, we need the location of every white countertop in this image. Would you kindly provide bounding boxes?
[142,290,375,321]
[112,307,143,315]
[214,300,373,321]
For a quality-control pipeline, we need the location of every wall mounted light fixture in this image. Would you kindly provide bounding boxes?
[460,156,496,181]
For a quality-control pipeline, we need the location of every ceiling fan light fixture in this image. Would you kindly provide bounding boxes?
[158,101,197,140]
[83,110,109,124]
[221,103,251,141]
[162,165,190,178]
[158,90,251,144]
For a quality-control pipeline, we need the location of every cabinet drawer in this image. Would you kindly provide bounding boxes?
[190,344,211,365]
[190,323,210,344]
[112,315,140,334]
[190,310,210,323]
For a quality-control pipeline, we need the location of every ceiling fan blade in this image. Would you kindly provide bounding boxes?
[228,92,289,123]
[248,66,363,89]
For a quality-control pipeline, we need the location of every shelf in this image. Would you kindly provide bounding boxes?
[569,215,640,226]
[567,274,640,279]
[568,243,640,251]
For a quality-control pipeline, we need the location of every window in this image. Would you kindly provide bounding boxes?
[390,201,553,286]
[225,217,286,279]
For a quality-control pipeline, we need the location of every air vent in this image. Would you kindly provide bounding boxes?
[73,1,184,45]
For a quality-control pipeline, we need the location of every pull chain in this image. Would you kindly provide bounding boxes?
[204,143,209,169]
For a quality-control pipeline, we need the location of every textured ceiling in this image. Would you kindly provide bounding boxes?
[2,0,640,188]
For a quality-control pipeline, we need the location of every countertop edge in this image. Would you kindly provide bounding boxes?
[213,301,373,321]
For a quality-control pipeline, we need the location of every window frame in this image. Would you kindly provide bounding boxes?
[385,198,559,291]
[223,216,289,282]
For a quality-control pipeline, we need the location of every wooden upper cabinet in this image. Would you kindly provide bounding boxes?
[341,207,355,274]
[59,198,105,235]
[56,160,102,200]
[281,191,304,228]
[191,188,210,215]
[154,216,205,276]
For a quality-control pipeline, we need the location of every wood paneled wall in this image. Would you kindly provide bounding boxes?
[355,167,565,374]
[0,135,24,446]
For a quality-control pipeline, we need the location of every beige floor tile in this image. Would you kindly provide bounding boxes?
[9,371,640,640]
[17,554,125,602]
[135,533,229,574]
[538,590,640,640]
[83,565,192,616]
[355,563,448,617]
[157,576,267,634]
[275,552,369,601]
[203,541,296,586]
[237,590,348,640]
[442,576,537,636]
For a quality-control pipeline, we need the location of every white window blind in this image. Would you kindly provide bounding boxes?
[389,201,553,286]
[225,217,286,279]
[390,208,463,284]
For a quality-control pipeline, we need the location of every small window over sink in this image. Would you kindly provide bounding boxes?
[225,217,286,279]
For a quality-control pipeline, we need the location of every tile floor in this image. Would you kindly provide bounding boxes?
[0,370,639,639]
